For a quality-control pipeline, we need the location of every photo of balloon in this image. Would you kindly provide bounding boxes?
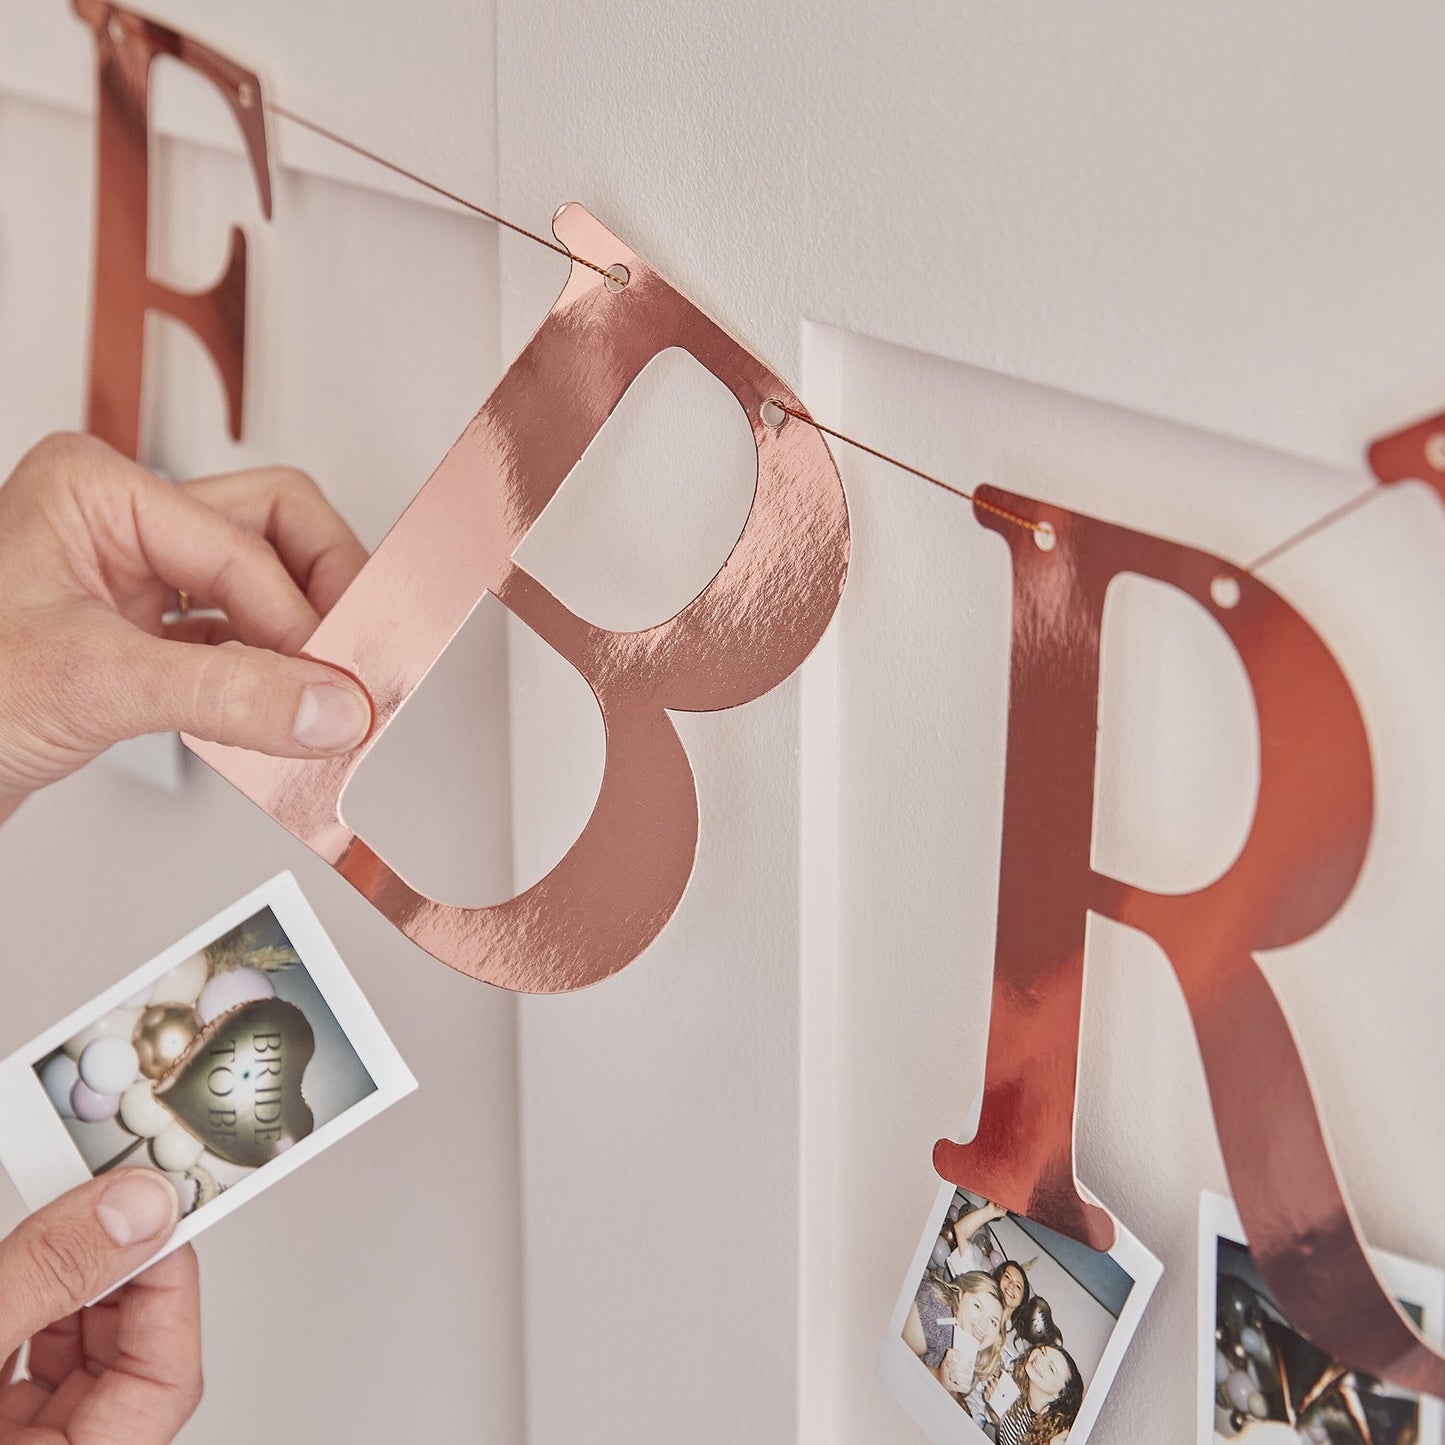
[156,997,316,1168]
[1197,1194,1442,1445]
[133,1004,200,1079]
[31,905,374,1218]
[0,876,414,1298]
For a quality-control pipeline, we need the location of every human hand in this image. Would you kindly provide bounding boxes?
[0,1170,200,1442]
[0,433,372,815]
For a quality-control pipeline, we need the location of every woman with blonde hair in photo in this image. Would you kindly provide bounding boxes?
[987,1340,1084,1445]
[940,1195,1037,1371]
[903,1269,1007,1418]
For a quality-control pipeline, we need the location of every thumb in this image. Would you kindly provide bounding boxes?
[119,632,373,758]
[0,1171,180,1361]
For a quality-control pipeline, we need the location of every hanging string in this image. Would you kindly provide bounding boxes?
[1244,486,1384,572]
[265,98,1391,564]
[772,402,1394,567]
[264,102,619,284]
[263,99,1049,540]
[770,404,1043,535]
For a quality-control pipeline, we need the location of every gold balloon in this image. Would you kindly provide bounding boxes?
[132,1005,200,1080]
[155,998,315,1168]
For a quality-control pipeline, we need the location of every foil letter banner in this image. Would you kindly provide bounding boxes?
[1368,408,1445,504]
[73,0,272,459]
[187,204,850,995]
[933,485,1445,1397]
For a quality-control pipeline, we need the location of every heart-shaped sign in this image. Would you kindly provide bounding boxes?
[155,996,315,1167]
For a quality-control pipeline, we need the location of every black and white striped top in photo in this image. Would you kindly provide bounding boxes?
[995,1400,1036,1445]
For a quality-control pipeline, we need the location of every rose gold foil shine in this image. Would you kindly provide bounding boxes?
[934,486,1445,1398]
[186,205,849,995]
[73,0,271,460]
[1368,409,1445,505]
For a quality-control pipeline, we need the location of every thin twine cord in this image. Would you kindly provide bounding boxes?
[263,98,1044,539]
[772,404,1044,535]
[786,398,1390,568]
[264,101,620,284]
[265,98,1389,563]
[1244,486,1383,572]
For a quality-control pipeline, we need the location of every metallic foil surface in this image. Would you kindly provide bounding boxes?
[1368,409,1445,504]
[73,0,271,459]
[933,486,1445,1398]
[187,204,850,994]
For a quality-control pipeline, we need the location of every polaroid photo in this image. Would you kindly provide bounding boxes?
[0,872,415,1288]
[878,1174,1161,1444]
[1198,1192,1444,1445]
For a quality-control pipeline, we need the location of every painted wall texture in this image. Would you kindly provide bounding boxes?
[3,3,1445,1442]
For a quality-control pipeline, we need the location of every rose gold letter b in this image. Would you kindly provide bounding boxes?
[187,206,849,994]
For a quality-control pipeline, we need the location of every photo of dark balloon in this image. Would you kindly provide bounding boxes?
[1211,1236,1425,1445]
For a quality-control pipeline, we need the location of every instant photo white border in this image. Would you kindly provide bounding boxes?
[0,872,416,1291]
[877,1173,1162,1445]
[1196,1191,1444,1445]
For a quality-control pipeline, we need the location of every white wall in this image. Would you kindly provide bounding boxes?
[0,5,525,1437]
[494,5,1445,1445]
[5,4,1445,1444]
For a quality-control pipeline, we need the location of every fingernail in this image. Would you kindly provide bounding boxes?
[96,1173,178,1246]
[293,681,370,752]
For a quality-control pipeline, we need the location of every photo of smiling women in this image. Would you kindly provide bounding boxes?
[879,1177,1160,1445]
[906,1270,1007,1418]
[989,1342,1085,1444]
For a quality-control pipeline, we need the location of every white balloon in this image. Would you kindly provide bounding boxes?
[61,1008,142,1063]
[197,966,274,1025]
[151,1123,203,1172]
[70,1079,120,1123]
[119,1080,173,1138]
[149,953,210,1008]
[79,1037,140,1096]
[40,1054,79,1119]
